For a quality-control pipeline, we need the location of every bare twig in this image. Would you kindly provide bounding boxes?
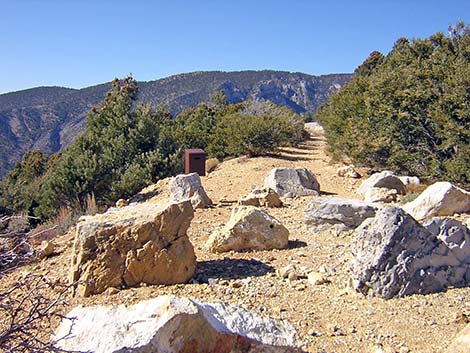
[0,274,78,352]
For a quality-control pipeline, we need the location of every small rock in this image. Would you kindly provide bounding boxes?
[288,272,299,281]
[398,346,410,353]
[308,329,323,337]
[328,324,344,336]
[308,272,330,285]
[278,265,300,279]
[207,278,218,286]
[231,281,243,289]
[454,310,470,324]
[238,187,283,208]
[105,287,119,295]
[115,199,128,208]
[38,241,55,259]
[337,165,361,178]
[398,176,420,185]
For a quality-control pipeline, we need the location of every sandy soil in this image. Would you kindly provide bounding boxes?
[1,127,469,353]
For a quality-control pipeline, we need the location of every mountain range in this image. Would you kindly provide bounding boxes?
[0,70,352,177]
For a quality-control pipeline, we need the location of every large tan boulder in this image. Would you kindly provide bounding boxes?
[71,200,196,297]
[54,296,302,353]
[446,323,470,353]
[402,182,470,220]
[238,187,283,207]
[206,206,289,253]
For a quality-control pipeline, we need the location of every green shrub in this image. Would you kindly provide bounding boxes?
[0,82,306,220]
[317,22,470,187]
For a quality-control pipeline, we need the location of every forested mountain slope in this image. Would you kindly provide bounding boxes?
[0,70,351,176]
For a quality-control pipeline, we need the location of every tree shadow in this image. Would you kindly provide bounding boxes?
[276,148,313,156]
[129,190,159,203]
[195,258,274,283]
[320,191,338,196]
[265,153,314,162]
[288,239,308,249]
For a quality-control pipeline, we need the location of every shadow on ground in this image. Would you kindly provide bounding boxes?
[288,239,308,249]
[195,258,274,282]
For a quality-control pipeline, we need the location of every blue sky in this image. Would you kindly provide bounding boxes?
[1,0,469,93]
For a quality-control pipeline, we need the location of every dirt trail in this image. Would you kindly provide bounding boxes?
[1,127,469,353]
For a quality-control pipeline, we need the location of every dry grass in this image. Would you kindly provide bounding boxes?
[401,182,429,203]
[205,158,220,174]
[29,194,99,243]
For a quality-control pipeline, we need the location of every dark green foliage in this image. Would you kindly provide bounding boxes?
[34,77,181,219]
[0,80,305,220]
[208,101,305,159]
[0,151,51,215]
[317,22,470,187]
[0,71,352,177]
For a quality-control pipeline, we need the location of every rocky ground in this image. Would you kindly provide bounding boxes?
[2,126,470,353]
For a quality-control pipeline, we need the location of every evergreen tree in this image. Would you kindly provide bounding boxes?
[317,23,470,187]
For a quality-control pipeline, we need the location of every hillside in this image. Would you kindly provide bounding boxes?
[0,70,352,177]
[1,126,468,352]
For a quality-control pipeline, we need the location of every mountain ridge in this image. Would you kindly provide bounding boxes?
[0,70,352,177]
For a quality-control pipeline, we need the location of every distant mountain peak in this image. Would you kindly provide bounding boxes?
[0,70,352,177]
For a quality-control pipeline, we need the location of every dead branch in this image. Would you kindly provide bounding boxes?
[0,274,78,352]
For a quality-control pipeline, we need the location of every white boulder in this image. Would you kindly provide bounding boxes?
[364,187,398,203]
[305,197,377,232]
[54,296,301,353]
[357,171,406,196]
[352,206,470,299]
[264,168,320,198]
[169,172,212,209]
[402,182,470,220]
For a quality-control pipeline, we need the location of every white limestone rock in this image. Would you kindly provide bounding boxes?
[364,187,398,203]
[305,197,377,232]
[264,168,320,198]
[357,171,406,196]
[402,182,470,220]
[352,206,470,299]
[169,172,212,209]
[54,296,302,353]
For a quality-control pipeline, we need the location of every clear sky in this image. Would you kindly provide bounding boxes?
[1,0,469,94]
